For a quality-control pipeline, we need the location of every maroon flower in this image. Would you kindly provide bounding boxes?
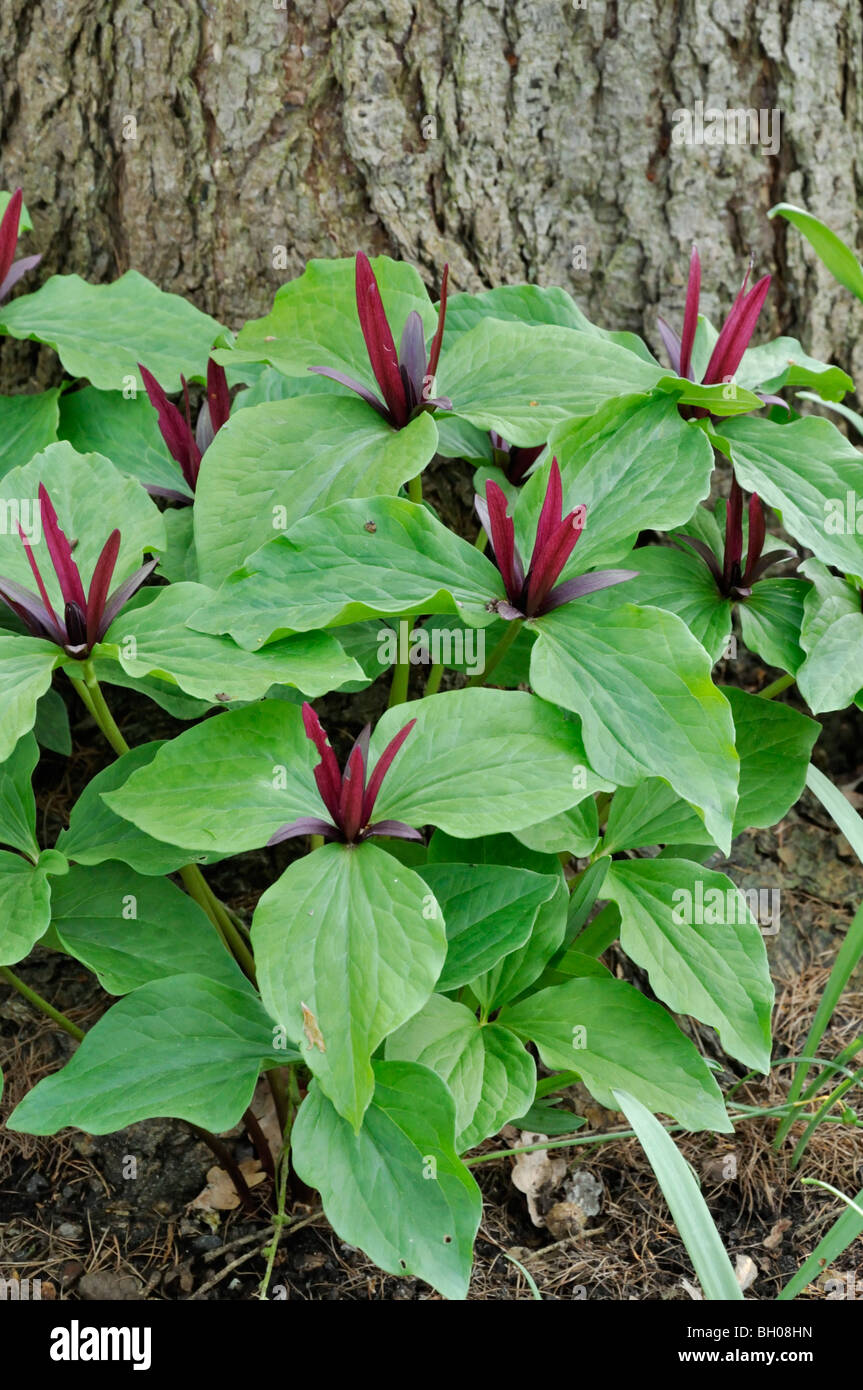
[309,252,452,428]
[475,459,636,619]
[138,358,231,499]
[268,703,423,846]
[0,484,156,658]
[677,481,795,600]
[0,189,42,303]
[657,245,771,389]
[489,432,546,485]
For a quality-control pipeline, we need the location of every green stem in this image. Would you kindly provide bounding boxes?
[424,662,444,697]
[80,661,131,754]
[258,1065,300,1300]
[388,647,411,707]
[759,673,795,700]
[407,474,423,505]
[0,965,85,1041]
[466,619,522,688]
[474,528,489,553]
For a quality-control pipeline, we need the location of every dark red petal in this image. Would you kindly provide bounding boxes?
[722,479,744,588]
[704,273,771,385]
[425,263,449,380]
[355,252,408,427]
[744,493,766,584]
[0,189,22,285]
[138,362,201,486]
[86,530,121,650]
[363,718,416,823]
[301,702,343,822]
[307,365,391,418]
[18,521,62,633]
[0,574,64,642]
[97,558,158,639]
[206,359,231,434]
[526,497,587,615]
[365,820,425,843]
[540,568,638,613]
[339,743,366,842]
[484,480,521,602]
[679,245,701,380]
[37,484,86,609]
[529,457,564,574]
[398,311,427,407]
[267,817,340,845]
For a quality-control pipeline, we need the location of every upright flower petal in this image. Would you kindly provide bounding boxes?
[529,458,564,573]
[744,493,766,586]
[302,702,343,822]
[85,530,120,650]
[355,252,408,427]
[722,480,744,590]
[362,718,416,824]
[338,743,366,844]
[38,484,86,609]
[138,363,202,489]
[18,521,62,634]
[679,245,701,380]
[425,263,449,380]
[483,481,523,603]
[206,359,231,434]
[525,506,586,615]
[704,270,771,385]
[97,559,158,641]
[398,311,427,410]
[0,189,23,287]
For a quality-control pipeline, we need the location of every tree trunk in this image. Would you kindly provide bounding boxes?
[1,0,862,390]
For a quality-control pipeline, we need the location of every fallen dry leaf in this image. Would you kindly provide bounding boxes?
[762,1218,791,1251]
[735,1253,758,1291]
[189,1160,266,1214]
[511,1133,568,1227]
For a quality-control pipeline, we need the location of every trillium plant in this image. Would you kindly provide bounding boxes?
[1,198,862,1301]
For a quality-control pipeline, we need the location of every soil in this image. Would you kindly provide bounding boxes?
[2,469,862,1301]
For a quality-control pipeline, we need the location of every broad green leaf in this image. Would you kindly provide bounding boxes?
[50,863,245,994]
[57,386,190,498]
[33,687,71,755]
[0,271,224,391]
[443,283,658,363]
[292,1061,481,1300]
[0,850,52,966]
[158,507,197,584]
[97,582,362,701]
[769,203,863,302]
[738,578,808,673]
[89,663,212,722]
[8,974,284,1135]
[188,496,500,649]
[371,688,610,836]
[58,741,220,874]
[613,1089,743,1300]
[0,391,60,477]
[0,636,60,761]
[720,415,863,575]
[530,602,738,852]
[797,559,863,712]
[737,337,852,402]
[417,862,559,991]
[603,780,707,854]
[592,544,731,662]
[655,376,763,416]
[722,686,818,831]
[604,859,773,1071]
[0,733,39,858]
[512,798,599,858]
[194,397,438,584]
[525,394,713,573]
[386,994,536,1150]
[0,443,165,609]
[437,320,665,443]
[500,976,731,1132]
[252,842,446,1129]
[222,255,436,378]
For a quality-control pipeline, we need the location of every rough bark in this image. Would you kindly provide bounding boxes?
[1,0,862,389]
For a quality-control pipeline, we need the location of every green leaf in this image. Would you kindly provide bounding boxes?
[737,337,852,402]
[194,397,438,585]
[604,859,773,1071]
[612,1089,743,1300]
[655,376,764,417]
[779,1183,863,1299]
[722,686,818,831]
[511,1100,587,1135]
[437,320,665,443]
[292,1060,482,1300]
[443,282,658,363]
[49,863,245,994]
[738,578,809,673]
[58,741,219,874]
[57,386,190,498]
[511,798,599,858]
[97,582,362,701]
[720,415,863,575]
[530,602,738,852]
[418,861,559,991]
[158,507,197,584]
[0,442,165,610]
[7,974,282,1135]
[0,271,224,391]
[603,780,709,854]
[0,733,39,859]
[0,391,60,477]
[252,842,446,1129]
[371,688,609,838]
[526,394,713,573]
[769,203,863,302]
[33,687,71,755]
[594,544,731,662]
[222,255,436,378]
[386,994,535,1149]
[0,636,60,760]
[0,850,52,966]
[797,559,863,712]
[188,495,500,649]
[500,976,731,1132]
